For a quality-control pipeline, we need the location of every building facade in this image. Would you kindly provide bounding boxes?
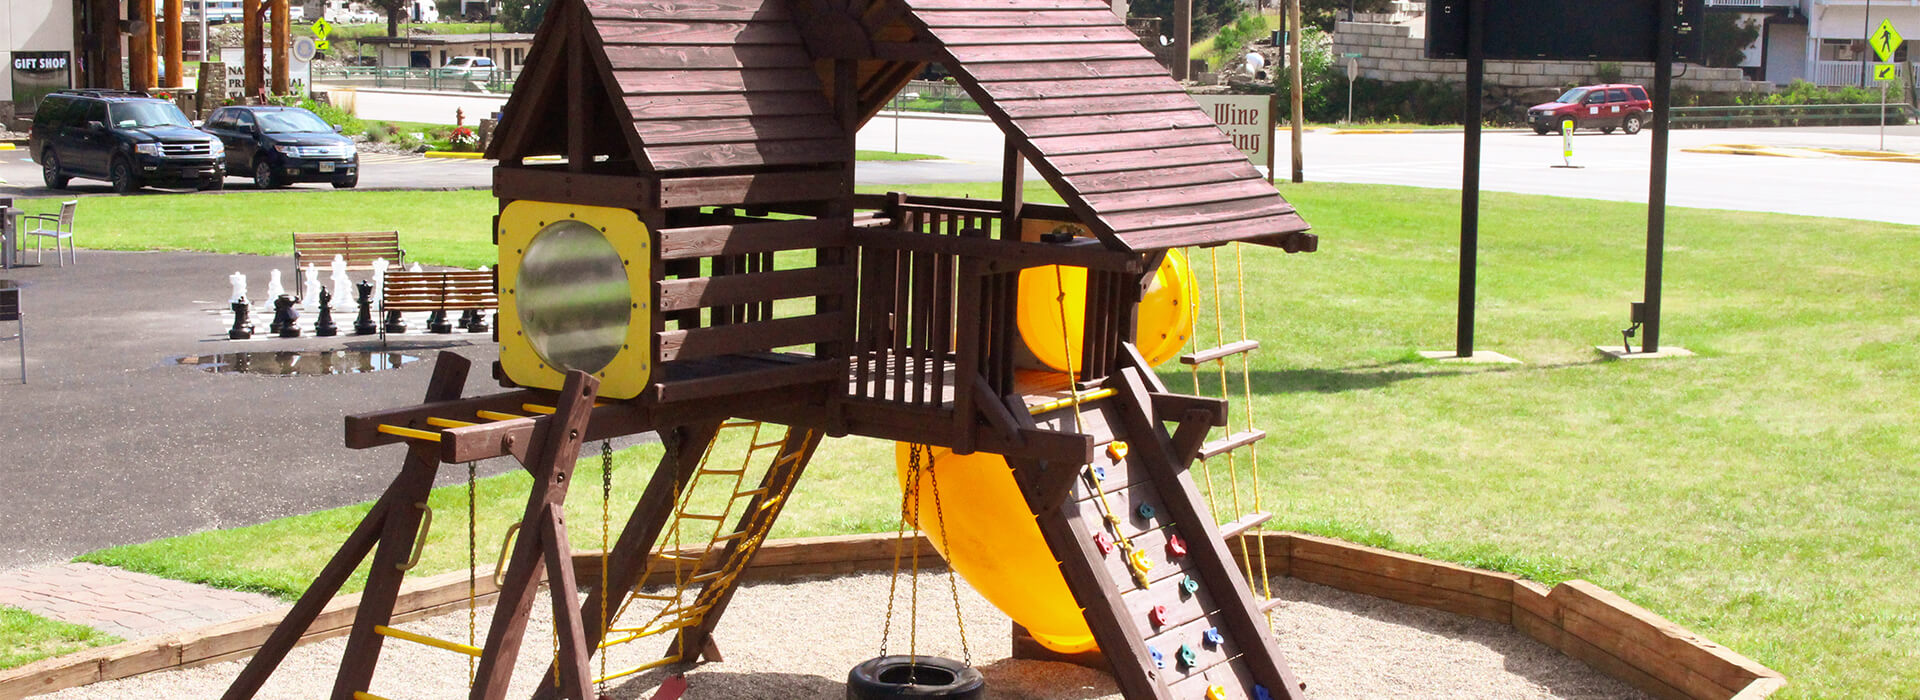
[2,0,78,125]
[1710,0,1916,88]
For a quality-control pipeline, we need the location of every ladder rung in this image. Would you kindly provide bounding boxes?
[689,570,726,583]
[721,420,760,429]
[374,625,481,657]
[677,512,728,521]
[475,409,527,421]
[627,592,682,601]
[595,654,683,684]
[749,440,786,450]
[521,403,557,415]
[1220,511,1274,540]
[714,530,753,542]
[1198,429,1267,461]
[424,416,476,429]
[376,424,441,443]
[1261,597,1284,613]
[699,468,746,477]
[1180,339,1261,365]
[1027,387,1117,415]
[353,693,391,700]
[734,488,769,498]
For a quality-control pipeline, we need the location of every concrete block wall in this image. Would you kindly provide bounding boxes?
[1332,21,1775,95]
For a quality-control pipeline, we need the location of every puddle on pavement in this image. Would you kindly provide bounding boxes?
[176,350,421,376]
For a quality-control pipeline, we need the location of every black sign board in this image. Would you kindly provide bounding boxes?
[1426,0,1702,62]
[9,51,72,115]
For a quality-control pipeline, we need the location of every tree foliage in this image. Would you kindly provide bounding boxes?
[1300,0,1393,33]
[499,0,551,33]
[367,0,411,38]
[1129,0,1241,42]
[1699,12,1761,68]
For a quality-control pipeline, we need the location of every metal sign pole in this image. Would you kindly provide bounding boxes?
[1642,0,1677,353]
[1456,0,1485,358]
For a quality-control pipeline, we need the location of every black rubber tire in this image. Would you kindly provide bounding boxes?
[200,176,226,191]
[1532,126,1551,135]
[1601,127,1616,134]
[1624,114,1643,135]
[42,149,70,189]
[846,656,985,700]
[333,172,359,189]
[110,156,139,194]
[254,159,283,189]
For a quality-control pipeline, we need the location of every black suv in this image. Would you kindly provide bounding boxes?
[30,90,225,193]
[201,105,359,189]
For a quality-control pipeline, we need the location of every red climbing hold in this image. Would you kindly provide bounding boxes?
[1167,533,1188,557]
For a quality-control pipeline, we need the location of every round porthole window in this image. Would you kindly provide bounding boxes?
[515,220,632,375]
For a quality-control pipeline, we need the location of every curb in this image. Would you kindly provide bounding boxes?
[422,151,483,159]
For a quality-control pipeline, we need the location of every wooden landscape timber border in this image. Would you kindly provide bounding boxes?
[0,532,1781,700]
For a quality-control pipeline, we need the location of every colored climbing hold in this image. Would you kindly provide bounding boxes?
[1203,627,1224,647]
[1167,533,1187,556]
[1149,604,1169,627]
[1207,684,1229,700]
[1254,684,1273,700]
[1093,532,1113,555]
[1093,465,1108,480]
[1128,547,1154,575]
[1177,643,1197,668]
[1181,575,1200,596]
[1137,503,1156,520]
[1149,646,1165,669]
[1108,440,1129,461]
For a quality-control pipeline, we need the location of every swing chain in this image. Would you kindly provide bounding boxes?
[877,443,922,657]
[925,455,971,666]
[598,440,613,696]
[467,460,477,685]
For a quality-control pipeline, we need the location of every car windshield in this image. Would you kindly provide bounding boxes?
[1555,88,1589,104]
[109,102,191,128]
[258,110,334,133]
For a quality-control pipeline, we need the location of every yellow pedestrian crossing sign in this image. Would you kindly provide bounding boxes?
[1875,63,1898,82]
[312,17,333,50]
[1870,19,1902,63]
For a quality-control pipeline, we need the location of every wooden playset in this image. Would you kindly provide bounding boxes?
[221,0,1320,697]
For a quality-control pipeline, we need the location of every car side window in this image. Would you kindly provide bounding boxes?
[83,100,107,126]
[1629,86,1648,101]
[1607,89,1627,103]
[234,111,256,130]
[37,97,71,126]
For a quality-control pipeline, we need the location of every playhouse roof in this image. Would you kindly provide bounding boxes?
[488,0,1310,253]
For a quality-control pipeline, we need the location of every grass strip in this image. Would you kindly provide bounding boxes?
[0,607,120,670]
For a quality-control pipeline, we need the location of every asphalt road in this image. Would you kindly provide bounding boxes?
[0,150,495,198]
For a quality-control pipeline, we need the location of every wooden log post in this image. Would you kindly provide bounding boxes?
[243,0,264,98]
[163,0,184,88]
[271,0,290,94]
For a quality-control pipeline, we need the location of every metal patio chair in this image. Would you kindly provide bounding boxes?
[22,200,78,267]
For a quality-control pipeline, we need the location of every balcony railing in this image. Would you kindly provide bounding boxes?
[1813,60,1866,86]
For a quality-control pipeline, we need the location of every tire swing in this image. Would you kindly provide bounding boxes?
[847,444,986,700]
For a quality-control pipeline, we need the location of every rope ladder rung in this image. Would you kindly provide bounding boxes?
[373,624,482,657]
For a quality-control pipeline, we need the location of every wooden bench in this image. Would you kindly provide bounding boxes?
[382,270,496,334]
[292,231,405,291]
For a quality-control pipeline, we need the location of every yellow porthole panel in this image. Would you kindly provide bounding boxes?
[496,200,652,399]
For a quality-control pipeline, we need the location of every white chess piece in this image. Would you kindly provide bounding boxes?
[265,269,285,303]
[371,258,390,310]
[302,264,322,313]
[331,264,353,315]
[229,272,248,304]
[408,262,423,273]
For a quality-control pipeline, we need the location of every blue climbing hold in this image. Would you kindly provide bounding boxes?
[1255,684,1273,700]
[1148,646,1165,669]
[1136,503,1155,520]
[1204,627,1224,647]
[1093,465,1107,480]
[1181,575,1200,595]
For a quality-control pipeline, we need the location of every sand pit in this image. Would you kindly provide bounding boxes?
[38,571,1647,699]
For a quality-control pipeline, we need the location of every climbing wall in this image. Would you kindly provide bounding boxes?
[1019,369,1306,700]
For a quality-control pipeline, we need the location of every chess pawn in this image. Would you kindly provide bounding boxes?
[274,295,301,338]
[228,272,248,304]
[353,280,378,335]
[314,287,338,337]
[428,309,453,334]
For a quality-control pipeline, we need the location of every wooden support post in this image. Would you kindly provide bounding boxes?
[471,370,601,700]
[528,421,724,700]
[327,446,449,699]
[130,0,156,90]
[1171,0,1192,81]
[163,0,184,87]
[1000,138,1025,240]
[271,0,290,94]
[564,3,588,171]
[221,353,472,700]
[1287,0,1305,183]
[243,0,263,97]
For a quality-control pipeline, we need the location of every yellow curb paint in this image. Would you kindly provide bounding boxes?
[423,151,484,159]
[0,144,16,151]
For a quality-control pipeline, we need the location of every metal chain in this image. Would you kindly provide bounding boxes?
[878,442,922,656]
[925,452,971,666]
[598,440,613,695]
[467,460,477,685]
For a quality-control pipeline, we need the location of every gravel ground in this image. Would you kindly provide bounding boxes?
[41,572,1648,699]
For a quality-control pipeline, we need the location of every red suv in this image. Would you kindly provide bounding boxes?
[1527,84,1652,135]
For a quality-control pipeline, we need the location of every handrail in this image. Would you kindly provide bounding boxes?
[1671,103,1917,128]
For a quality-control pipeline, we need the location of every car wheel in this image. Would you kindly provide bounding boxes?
[846,656,985,700]
[41,149,70,189]
[1601,127,1616,134]
[1623,114,1643,135]
[200,176,226,191]
[1533,126,1551,135]
[254,160,283,189]
[332,172,359,189]
[109,156,140,194]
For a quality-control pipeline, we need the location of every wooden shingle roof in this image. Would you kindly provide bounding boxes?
[897,0,1310,252]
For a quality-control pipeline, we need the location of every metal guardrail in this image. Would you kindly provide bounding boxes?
[311,66,517,94]
[1671,103,1917,128]
[892,79,983,115]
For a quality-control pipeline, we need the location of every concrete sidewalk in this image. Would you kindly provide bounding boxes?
[0,563,279,641]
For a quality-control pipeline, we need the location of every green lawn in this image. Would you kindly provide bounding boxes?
[0,608,119,670]
[40,183,1920,697]
[855,149,943,161]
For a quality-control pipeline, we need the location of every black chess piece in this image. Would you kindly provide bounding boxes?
[459,308,488,333]
[274,295,301,338]
[383,308,408,334]
[353,280,378,335]
[428,309,453,334]
[228,299,254,340]
[315,287,338,337]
